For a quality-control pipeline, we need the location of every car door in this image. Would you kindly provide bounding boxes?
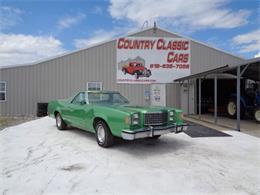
[68,92,86,128]
[69,92,93,130]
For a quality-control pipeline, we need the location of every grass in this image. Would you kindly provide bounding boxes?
[0,117,36,130]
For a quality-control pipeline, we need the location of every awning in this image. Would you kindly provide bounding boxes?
[225,59,260,81]
[174,57,260,82]
[174,57,260,132]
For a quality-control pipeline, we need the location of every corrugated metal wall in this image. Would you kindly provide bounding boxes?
[0,28,244,116]
[190,42,244,74]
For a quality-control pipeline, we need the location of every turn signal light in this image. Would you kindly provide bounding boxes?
[124,116,131,125]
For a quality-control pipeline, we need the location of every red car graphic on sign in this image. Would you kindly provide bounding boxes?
[122,62,152,79]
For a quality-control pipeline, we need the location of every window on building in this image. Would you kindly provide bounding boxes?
[0,81,6,101]
[87,82,102,91]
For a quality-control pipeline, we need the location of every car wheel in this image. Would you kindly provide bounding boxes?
[226,99,245,119]
[254,108,260,123]
[134,72,139,79]
[122,69,126,74]
[95,120,114,148]
[55,113,67,130]
[148,70,151,77]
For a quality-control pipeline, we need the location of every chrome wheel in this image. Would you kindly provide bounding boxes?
[95,120,114,147]
[228,102,236,116]
[97,125,105,144]
[55,113,67,130]
[255,109,260,122]
[56,114,62,127]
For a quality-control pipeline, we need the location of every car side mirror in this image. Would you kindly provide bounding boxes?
[80,100,86,105]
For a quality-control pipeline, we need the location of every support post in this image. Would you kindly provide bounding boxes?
[214,75,217,124]
[199,78,201,119]
[237,66,241,131]
[187,80,190,115]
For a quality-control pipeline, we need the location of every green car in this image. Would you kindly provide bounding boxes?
[48,91,187,147]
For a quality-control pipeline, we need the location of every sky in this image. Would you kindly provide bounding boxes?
[0,0,259,68]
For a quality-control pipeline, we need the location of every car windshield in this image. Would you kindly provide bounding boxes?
[87,92,129,105]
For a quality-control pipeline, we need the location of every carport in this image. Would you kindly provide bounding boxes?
[174,57,260,131]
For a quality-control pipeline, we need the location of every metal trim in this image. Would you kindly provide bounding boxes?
[144,112,168,126]
[121,123,188,140]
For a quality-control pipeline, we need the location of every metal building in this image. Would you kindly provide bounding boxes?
[0,27,245,116]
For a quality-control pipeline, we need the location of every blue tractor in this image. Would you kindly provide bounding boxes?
[227,83,260,123]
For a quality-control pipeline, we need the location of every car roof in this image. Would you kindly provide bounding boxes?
[84,90,120,93]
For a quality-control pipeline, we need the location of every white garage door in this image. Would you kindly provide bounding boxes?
[181,82,195,114]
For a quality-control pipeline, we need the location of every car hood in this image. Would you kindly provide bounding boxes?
[107,104,170,114]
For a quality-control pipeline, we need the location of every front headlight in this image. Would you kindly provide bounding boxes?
[131,113,140,125]
[133,113,139,119]
[169,110,175,121]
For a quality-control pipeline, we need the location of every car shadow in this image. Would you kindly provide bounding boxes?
[112,136,191,157]
[64,126,97,144]
[64,126,191,157]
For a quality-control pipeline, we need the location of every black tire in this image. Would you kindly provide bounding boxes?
[147,135,161,139]
[226,99,245,119]
[134,72,139,79]
[254,108,260,123]
[95,120,114,148]
[122,69,127,74]
[148,70,151,77]
[55,113,67,130]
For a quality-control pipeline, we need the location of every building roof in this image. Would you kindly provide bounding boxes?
[174,57,260,82]
[0,26,244,70]
[225,57,260,81]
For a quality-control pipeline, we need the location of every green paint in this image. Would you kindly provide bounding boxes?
[48,91,184,137]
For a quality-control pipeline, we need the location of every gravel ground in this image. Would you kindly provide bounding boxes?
[1,117,260,195]
[0,116,36,130]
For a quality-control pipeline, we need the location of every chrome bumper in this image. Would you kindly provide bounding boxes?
[121,123,188,140]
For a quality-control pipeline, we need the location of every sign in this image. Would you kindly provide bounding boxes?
[151,84,166,106]
[144,88,150,101]
[117,37,190,84]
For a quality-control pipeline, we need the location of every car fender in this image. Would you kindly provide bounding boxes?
[92,109,129,137]
[93,113,108,123]
[92,113,109,129]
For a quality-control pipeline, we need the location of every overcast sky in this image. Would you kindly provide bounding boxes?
[0,0,259,68]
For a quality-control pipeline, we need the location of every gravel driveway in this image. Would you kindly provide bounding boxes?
[1,117,260,195]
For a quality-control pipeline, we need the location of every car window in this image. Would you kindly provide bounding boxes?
[71,92,86,105]
[88,92,129,104]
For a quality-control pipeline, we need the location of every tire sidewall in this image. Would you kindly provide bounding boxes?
[56,113,66,130]
[148,70,151,76]
[227,100,237,118]
[254,109,260,123]
[134,71,139,79]
[227,99,245,119]
[95,121,113,148]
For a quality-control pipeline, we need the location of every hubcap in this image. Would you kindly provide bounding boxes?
[255,110,260,122]
[56,114,62,127]
[97,125,105,143]
[228,102,236,115]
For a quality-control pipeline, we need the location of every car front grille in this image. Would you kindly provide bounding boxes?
[144,112,168,126]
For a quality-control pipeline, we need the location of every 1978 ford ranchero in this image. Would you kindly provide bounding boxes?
[48,91,187,147]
